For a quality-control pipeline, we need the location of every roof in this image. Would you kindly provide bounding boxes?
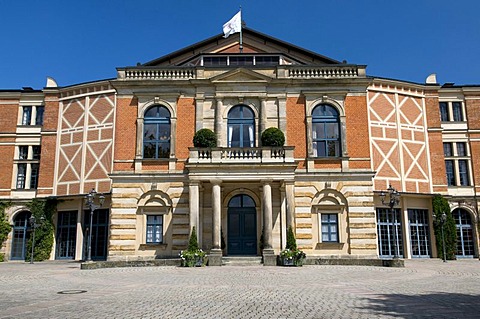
[141,27,341,67]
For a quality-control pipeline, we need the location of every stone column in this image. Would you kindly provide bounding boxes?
[285,181,296,230]
[262,180,276,266]
[215,98,223,147]
[189,181,200,241]
[209,179,223,266]
[260,98,267,138]
[195,98,204,132]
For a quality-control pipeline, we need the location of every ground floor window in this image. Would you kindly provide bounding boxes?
[408,209,430,258]
[10,211,31,260]
[56,211,77,259]
[377,208,403,258]
[146,215,163,244]
[321,214,338,242]
[454,209,474,257]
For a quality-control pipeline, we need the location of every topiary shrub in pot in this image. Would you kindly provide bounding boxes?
[279,226,306,266]
[261,127,285,147]
[193,129,217,148]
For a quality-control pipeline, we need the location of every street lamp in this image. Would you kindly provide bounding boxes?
[440,212,447,262]
[85,189,105,262]
[380,185,401,259]
[29,215,45,264]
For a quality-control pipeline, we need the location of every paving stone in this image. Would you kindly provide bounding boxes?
[0,259,478,318]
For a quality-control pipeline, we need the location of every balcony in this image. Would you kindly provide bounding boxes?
[188,147,295,164]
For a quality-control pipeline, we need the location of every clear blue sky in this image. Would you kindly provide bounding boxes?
[1,0,479,89]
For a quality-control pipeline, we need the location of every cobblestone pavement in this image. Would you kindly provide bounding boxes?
[0,259,479,319]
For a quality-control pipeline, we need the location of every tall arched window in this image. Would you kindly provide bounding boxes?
[453,209,474,257]
[143,105,171,158]
[312,104,340,157]
[227,105,255,148]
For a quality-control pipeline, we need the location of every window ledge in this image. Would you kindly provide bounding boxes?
[139,243,167,251]
[315,242,344,250]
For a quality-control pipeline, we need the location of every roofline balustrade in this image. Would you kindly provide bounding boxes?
[188,146,295,164]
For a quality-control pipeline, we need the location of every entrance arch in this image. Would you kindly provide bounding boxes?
[11,211,31,260]
[227,194,257,255]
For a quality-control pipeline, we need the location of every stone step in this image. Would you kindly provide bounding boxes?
[222,256,263,266]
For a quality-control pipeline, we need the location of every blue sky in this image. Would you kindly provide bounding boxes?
[0,0,479,89]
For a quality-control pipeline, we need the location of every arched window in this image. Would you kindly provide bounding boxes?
[11,211,31,260]
[143,105,171,158]
[453,209,474,257]
[312,104,340,157]
[227,105,255,148]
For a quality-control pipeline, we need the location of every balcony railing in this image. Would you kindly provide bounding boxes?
[188,147,295,164]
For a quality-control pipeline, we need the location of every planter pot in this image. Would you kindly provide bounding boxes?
[182,256,206,267]
[281,257,295,266]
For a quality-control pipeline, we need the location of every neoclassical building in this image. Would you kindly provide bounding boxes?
[0,28,478,263]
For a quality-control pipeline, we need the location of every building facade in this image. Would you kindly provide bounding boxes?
[0,29,478,263]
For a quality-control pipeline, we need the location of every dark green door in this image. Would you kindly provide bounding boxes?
[228,195,257,255]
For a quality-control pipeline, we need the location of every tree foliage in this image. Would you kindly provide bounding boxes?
[286,226,297,251]
[25,198,56,262]
[432,195,457,260]
[193,128,217,148]
[187,226,199,252]
[261,127,285,147]
[0,201,12,262]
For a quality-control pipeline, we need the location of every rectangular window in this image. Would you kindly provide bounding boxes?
[376,208,403,258]
[439,102,449,121]
[456,142,466,157]
[443,143,452,157]
[321,214,338,242]
[203,57,227,66]
[452,102,463,121]
[229,56,254,66]
[22,106,32,125]
[458,160,469,186]
[146,215,163,244]
[408,209,431,258]
[32,145,41,160]
[445,160,455,186]
[18,146,28,159]
[35,106,45,125]
[16,163,27,189]
[255,56,280,65]
[30,163,39,189]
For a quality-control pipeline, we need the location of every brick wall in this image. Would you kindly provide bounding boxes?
[0,101,18,195]
[345,95,370,169]
[286,96,306,168]
[113,96,137,171]
[175,98,195,161]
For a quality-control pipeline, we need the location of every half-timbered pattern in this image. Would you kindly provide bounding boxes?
[0,28,478,263]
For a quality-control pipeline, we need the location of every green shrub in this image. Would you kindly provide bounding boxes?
[25,198,56,262]
[261,127,285,147]
[286,226,297,251]
[432,195,457,260]
[0,202,12,262]
[193,129,217,148]
[187,226,199,252]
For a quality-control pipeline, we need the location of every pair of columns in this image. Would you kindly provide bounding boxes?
[188,180,296,253]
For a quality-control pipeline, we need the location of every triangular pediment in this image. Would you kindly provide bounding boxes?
[140,28,340,67]
[210,68,272,83]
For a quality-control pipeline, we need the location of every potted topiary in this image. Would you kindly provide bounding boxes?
[261,127,285,147]
[279,226,306,266]
[193,128,217,148]
[180,226,206,267]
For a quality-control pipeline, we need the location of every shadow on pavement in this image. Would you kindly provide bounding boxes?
[359,292,480,318]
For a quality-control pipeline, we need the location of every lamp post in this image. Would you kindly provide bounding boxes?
[380,185,401,259]
[85,188,105,262]
[29,215,45,264]
[440,212,447,262]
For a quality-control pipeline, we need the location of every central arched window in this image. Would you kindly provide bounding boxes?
[143,105,171,158]
[312,104,340,157]
[227,105,255,148]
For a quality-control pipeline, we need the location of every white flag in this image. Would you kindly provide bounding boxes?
[223,11,241,38]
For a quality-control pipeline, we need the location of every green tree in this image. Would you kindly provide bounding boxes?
[187,226,199,252]
[286,226,297,251]
[432,195,457,260]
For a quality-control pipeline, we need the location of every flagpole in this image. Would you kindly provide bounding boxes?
[239,6,243,53]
